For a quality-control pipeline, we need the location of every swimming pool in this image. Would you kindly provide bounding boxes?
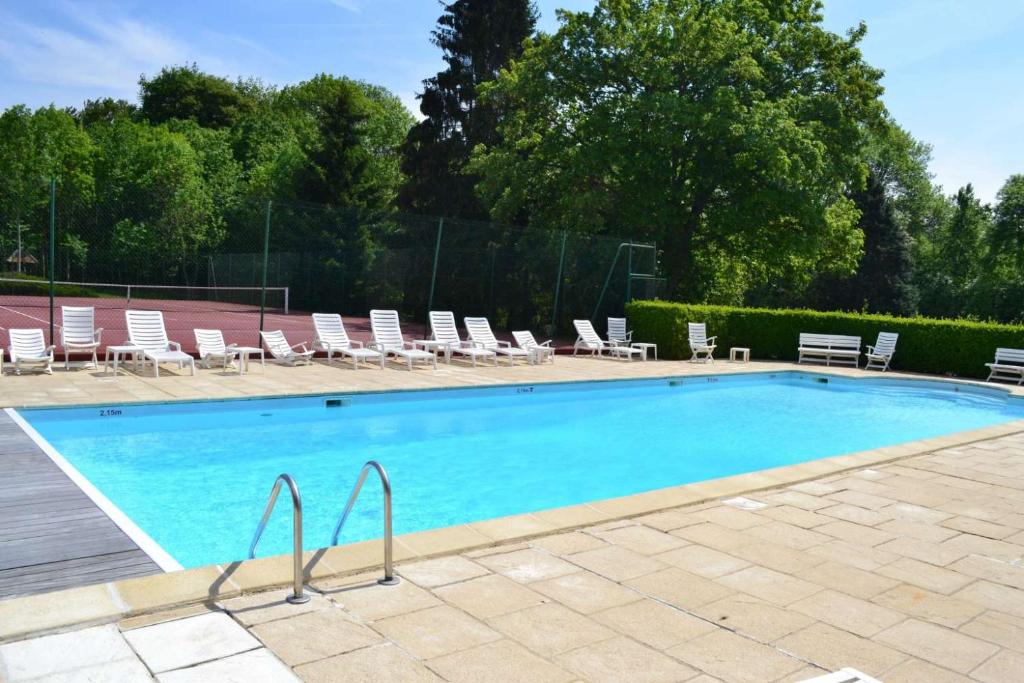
[17,372,1024,569]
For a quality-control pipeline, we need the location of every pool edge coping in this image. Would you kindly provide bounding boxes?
[2,406,1023,644]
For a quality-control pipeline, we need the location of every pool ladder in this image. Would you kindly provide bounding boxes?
[247,461,398,606]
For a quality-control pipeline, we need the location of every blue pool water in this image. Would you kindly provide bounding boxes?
[20,372,1024,568]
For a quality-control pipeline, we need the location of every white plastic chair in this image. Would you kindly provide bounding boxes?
[464,317,530,365]
[864,332,898,372]
[430,311,497,367]
[573,319,640,360]
[512,330,555,365]
[260,330,315,365]
[60,306,102,370]
[369,310,437,370]
[194,329,239,372]
[607,317,632,346]
[312,313,384,369]
[8,328,54,375]
[125,310,195,377]
[688,322,717,363]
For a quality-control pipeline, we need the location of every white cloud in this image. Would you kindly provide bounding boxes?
[328,0,361,13]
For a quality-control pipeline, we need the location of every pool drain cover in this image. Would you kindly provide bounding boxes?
[722,496,767,510]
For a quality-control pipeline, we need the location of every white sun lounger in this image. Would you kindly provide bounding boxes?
[464,317,530,365]
[369,309,437,370]
[986,348,1024,384]
[864,332,898,372]
[313,313,384,369]
[688,322,717,362]
[512,330,555,365]
[430,311,497,366]
[607,317,632,346]
[573,319,640,360]
[9,328,54,375]
[60,306,102,370]
[261,330,315,366]
[194,329,240,372]
[125,310,195,377]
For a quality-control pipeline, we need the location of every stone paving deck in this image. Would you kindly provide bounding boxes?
[3,431,1023,682]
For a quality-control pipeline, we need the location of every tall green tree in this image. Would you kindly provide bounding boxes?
[140,65,255,129]
[969,175,1024,321]
[470,0,886,301]
[916,184,988,318]
[400,0,537,218]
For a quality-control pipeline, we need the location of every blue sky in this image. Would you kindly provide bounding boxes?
[1,0,1021,203]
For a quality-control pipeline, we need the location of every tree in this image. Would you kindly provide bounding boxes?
[400,0,537,218]
[968,175,1024,321]
[74,98,139,127]
[140,65,255,129]
[916,184,988,318]
[470,0,886,302]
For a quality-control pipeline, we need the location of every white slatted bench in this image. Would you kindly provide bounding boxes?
[797,333,861,368]
[986,347,1024,384]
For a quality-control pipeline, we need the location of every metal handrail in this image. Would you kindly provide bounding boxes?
[249,473,310,604]
[331,460,398,585]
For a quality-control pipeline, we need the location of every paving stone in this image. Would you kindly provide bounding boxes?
[758,505,830,529]
[774,623,908,678]
[942,516,1019,539]
[715,566,822,606]
[426,639,575,683]
[592,524,689,554]
[970,649,1024,682]
[881,658,973,683]
[790,589,904,637]
[329,575,441,621]
[155,648,297,683]
[875,536,968,566]
[670,522,753,551]
[593,598,716,650]
[220,588,332,627]
[533,571,640,614]
[488,603,614,657]
[815,520,897,547]
[731,541,826,574]
[941,533,1022,562]
[877,557,975,595]
[633,509,702,532]
[693,505,769,530]
[250,606,383,666]
[882,502,953,524]
[557,635,697,683]
[959,610,1024,653]
[877,519,960,544]
[694,594,814,642]
[655,544,750,578]
[745,521,830,550]
[0,625,138,681]
[827,489,896,510]
[295,643,442,683]
[566,544,666,582]
[475,548,578,583]
[124,612,260,673]
[954,580,1024,619]
[667,629,804,683]
[947,554,1024,589]
[529,531,608,555]
[626,567,734,611]
[872,584,985,628]
[807,539,900,571]
[373,604,499,659]
[434,573,548,619]
[764,490,831,511]
[875,618,999,673]
[397,555,490,588]
[795,560,900,599]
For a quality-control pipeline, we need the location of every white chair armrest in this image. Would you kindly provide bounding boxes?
[95,328,104,343]
[168,341,182,352]
[541,340,553,347]
[705,336,717,344]
[350,340,364,349]
[291,342,310,353]
[866,345,876,354]
[496,340,512,348]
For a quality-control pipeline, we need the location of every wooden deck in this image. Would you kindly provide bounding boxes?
[0,412,161,600]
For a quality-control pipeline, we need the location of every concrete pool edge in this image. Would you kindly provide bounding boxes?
[2,411,1023,644]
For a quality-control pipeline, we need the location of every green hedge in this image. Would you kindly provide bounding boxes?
[625,300,1024,379]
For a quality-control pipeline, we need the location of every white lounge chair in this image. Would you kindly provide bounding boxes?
[864,332,898,372]
[986,348,1024,385]
[464,317,531,365]
[8,328,54,375]
[125,310,195,377]
[60,306,102,370]
[194,329,239,372]
[429,311,497,367]
[369,309,437,370]
[573,319,641,360]
[607,317,632,346]
[312,313,384,369]
[688,322,717,363]
[261,330,315,366]
[512,330,555,365]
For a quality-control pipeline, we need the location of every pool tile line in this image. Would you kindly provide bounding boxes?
[2,413,1023,644]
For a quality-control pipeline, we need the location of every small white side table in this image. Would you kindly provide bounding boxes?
[631,342,658,361]
[730,347,750,363]
[231,346,265,374]
[104,345,143,376]
[414,339,449,362]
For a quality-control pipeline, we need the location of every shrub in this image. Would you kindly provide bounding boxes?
[625,300,1024,379]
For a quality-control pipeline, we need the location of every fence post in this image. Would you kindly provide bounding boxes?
[426,218,443,318]
[48,177,56,345]
[258,200,272,344]
[550,231,568,337]
[626,243,633,304]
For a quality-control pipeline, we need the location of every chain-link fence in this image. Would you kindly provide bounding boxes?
[0,180,663,355]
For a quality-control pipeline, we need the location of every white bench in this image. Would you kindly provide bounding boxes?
[797,333,861,367]
[986,347,1024,384]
